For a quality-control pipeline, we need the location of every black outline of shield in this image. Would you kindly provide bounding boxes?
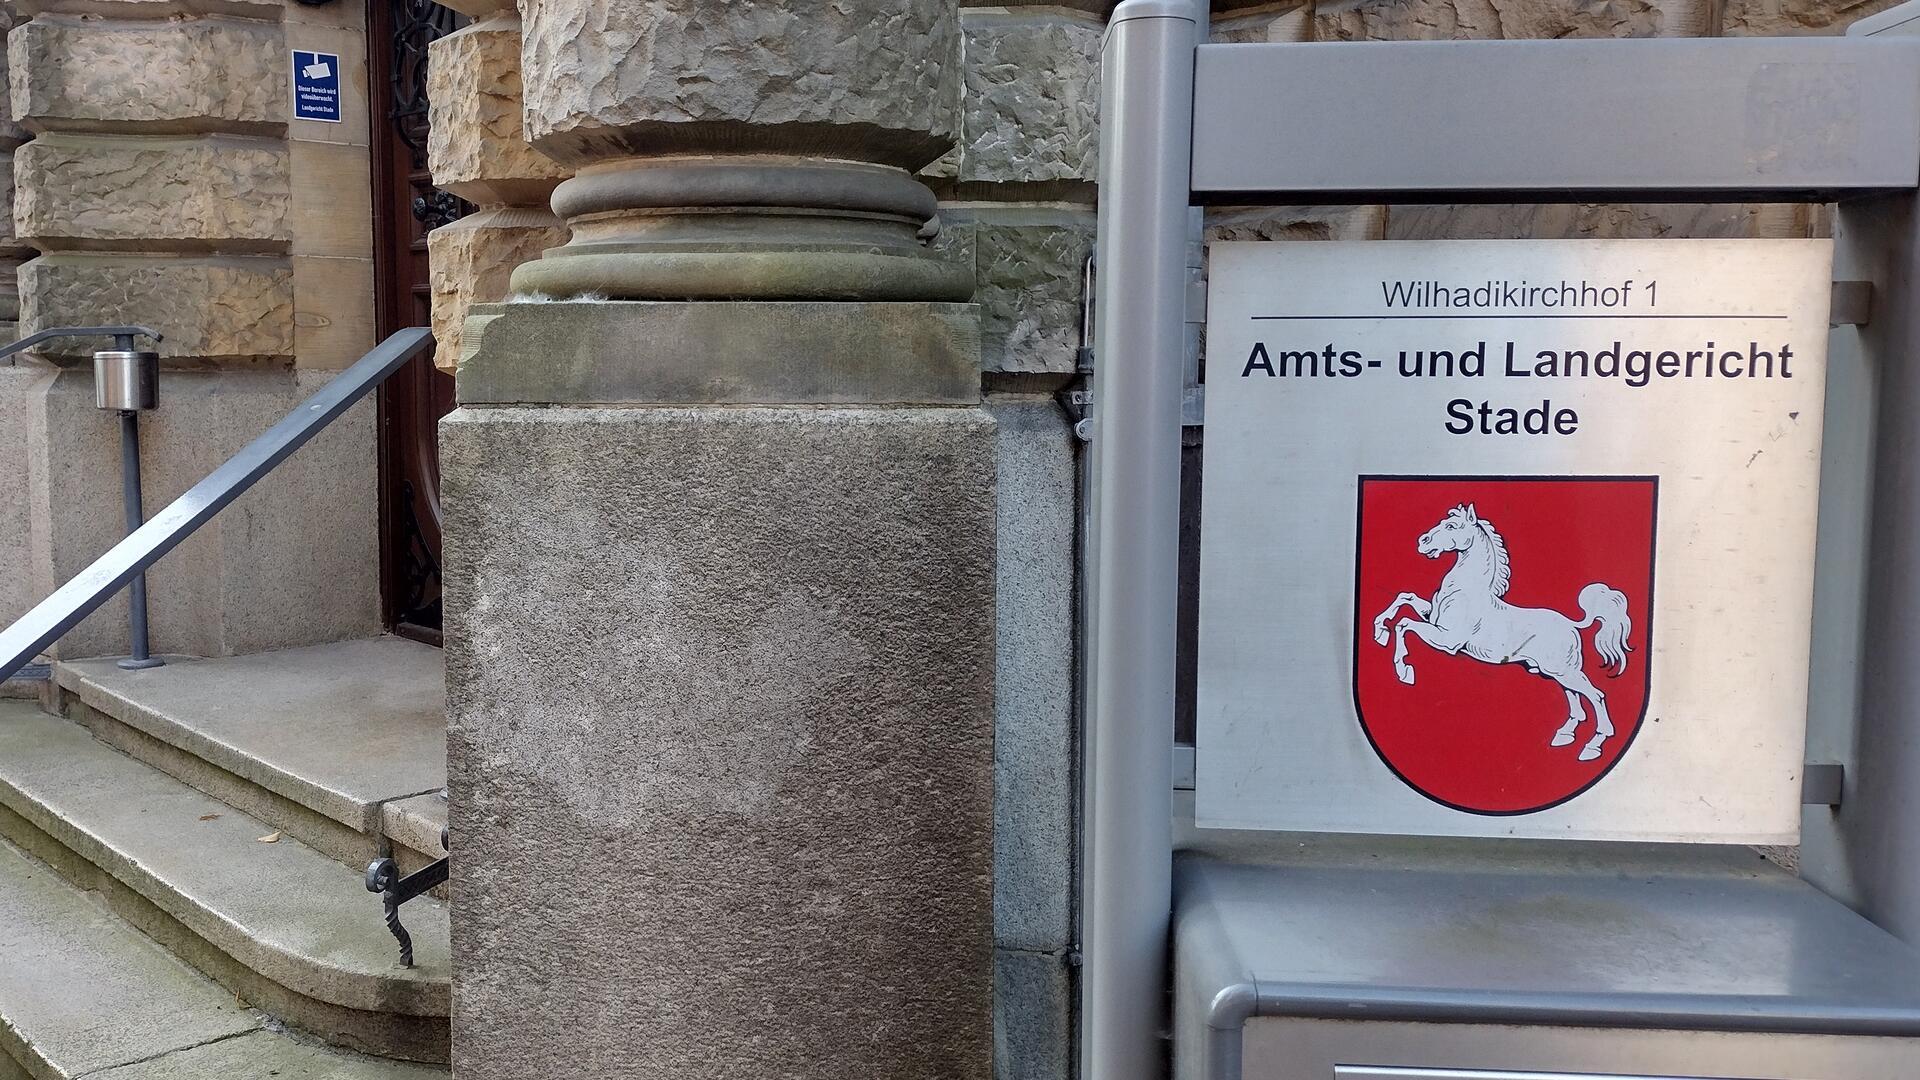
[1350,474,1659,817]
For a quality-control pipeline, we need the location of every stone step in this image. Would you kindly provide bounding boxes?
[0,833,447,1080]
[0,701,450,1064]
[53,637,447,872]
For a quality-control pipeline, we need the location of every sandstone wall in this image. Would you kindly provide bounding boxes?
[424,0,569,373]
[0,0,384,658]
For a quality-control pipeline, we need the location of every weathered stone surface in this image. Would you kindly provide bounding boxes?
[0,23,27,150]
[0,825,260,1078]
[0,154,25,259]
[22,367,380,659]
[1314,0,1708,39]
[0,710,449,1060]
[428,207,567,371]
[1212,3,1313,41]
[437,0,513,18]
[1206,204,1387,243]
[985,396,1076,954]
[520,0,961,169]
[938,206,1095,376]
[9,15,286,133]
[14,0,281,18]
[444,402,996,1080]
[1383,202,1780,240]
[20,254,293,364]
[996,947,1073,1080]
[426,18,568,206]
[458,300,982,405]
[15,134,289,252]
[1722,0,1898,34]
[958,8,1101,187]
[57,638,446,838]
[0,366,50,634]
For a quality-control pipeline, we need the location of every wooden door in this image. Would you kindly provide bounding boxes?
[369,0,466,643]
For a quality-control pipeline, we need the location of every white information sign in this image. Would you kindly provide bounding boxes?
[1197,239,1833,842]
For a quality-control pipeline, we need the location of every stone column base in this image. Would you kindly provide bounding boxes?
[443,301,995,1079]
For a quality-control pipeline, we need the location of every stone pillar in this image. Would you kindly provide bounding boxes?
[443,3,993,1079]
[424,0,569,373]
[0,0,382,656]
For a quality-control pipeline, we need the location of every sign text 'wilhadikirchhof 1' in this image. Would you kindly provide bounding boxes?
[1196,239,1832,842]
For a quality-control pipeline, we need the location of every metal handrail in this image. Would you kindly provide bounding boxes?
[0,328,437,683]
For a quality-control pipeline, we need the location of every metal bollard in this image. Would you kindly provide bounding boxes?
[0,326,165,669]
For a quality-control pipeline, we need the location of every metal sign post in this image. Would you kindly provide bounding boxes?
[1085,5,1202,1080]
[1088,3,1920,1077]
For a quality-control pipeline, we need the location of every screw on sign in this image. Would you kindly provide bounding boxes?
[1353,476,1656,815]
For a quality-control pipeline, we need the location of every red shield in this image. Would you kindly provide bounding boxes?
[1353,476,1657,815]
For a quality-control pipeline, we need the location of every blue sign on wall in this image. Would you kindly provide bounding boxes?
[292,51,342,123]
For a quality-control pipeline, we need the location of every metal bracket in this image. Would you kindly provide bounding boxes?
[364,825,448,967]
[1803,762,1845,807]
[1831,280,1874,327]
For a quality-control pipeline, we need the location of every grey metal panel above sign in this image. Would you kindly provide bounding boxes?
[1189,39,1920,204]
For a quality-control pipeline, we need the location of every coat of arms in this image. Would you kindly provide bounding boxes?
[1353,476,1657,815]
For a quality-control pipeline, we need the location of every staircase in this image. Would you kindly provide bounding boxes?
[0,637,450,1078]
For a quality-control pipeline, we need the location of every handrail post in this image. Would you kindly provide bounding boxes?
[1085,4,1200,1080]
[115,408,161,669]
[0,327,435,684]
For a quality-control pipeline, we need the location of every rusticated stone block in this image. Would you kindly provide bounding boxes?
[437,0,513,17]
[15,133,289,252]
[428,18,568,206]
[1722,0,1898,34]
[1383,202,1781,240]
[1315,0,1708,39]
[1212,3,1312,41]
[14,0,281,18]
[937,206,1094,377]
[427,206,567,372]
[0,22,27,150]
[520,0,960,169]
[20,253,293,364]
[1205,204,1387,243]
[9,15,286,133]
[958,8,1101,187]
[0,153,27,259]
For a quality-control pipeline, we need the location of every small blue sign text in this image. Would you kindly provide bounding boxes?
[292,51,342,123]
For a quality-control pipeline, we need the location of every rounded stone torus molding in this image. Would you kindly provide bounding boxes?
[509,157,975,301]
[519,0,960,171]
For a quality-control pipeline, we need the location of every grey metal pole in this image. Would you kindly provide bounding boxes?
[116,409,162,671]
[1084,4,1199,1079]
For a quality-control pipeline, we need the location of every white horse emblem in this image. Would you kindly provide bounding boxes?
[1370,503,1633,762]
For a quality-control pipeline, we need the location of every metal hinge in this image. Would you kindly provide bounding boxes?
[1803,762,1844,807]
[1831,281,1872,327]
